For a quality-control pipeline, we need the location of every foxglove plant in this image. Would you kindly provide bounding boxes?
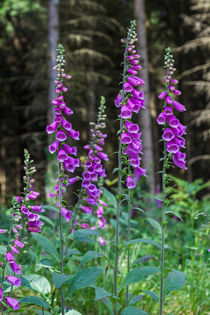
[46,44,80,315]
[157,47,187,315]
[114,20,146,310]
[0,149,44,312]
[66,96,108,238]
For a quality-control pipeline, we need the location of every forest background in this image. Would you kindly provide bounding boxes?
[0,0,209,204]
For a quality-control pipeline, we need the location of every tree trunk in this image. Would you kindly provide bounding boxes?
[134,0,155,194]
[48,0,59,124]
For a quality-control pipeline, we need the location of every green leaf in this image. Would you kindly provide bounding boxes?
[146,218,162,234]
[121,306,148,315]
[31,233,59,261]
[73,229,100,242]
[103,188,117,208]
[63,311,82,315]
[143,290,159,302]
[94,287,111,301]
[39,258,54,268]
[81,251,104,265]
[42,205,59,212]
[129,295,143,305]
[163,270,186,297]
[0,245,7,255]
[21,276,32,289]
[39,214,54,227]
[131,255,157,266]
[101,297,114,315]
[165,210,183,221]
[24,274,51,294]
[132,207,145,213]
[120,267,159,290]
[68,267,103,294]
[124,238,161,249]
[21,296,52,309]
[35,311,51,315]
[65,248,81,258]
[53,272,72,289]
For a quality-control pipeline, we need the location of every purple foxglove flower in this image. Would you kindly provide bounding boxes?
[49,140,59,154]
[61,119,72,132]
[169,85,175,91]
[15,196,22,203]
[56,130,67,142]
[114,92,123,107]
[132,88,144,99]
[127,55,134,60]
[98,236,105,246]
[173,137,185,148]
[62,106,73,115]
[30,206,45,213]
[158,91,167,99]
[164,106,173,115]
[121,104,132,119]
[27,212,36,221]
[128,68,137,75]
[168,115,179,127]
[173,153,187,170]
[10,262,22,274]
[5,297,20,310]
[157,112,167,125]
[128,76,144,86]
[68,129,80,140]
[68,177,78,185]
[130,59,139,65]
[130,158,140,167]
[81,223,89,229]
[5,252,15,263]
[166,141,179,153]
[123,82,133,93]
[0,286,2,301]
[172,100,186,112]
[7,276,21,287]
[134,166,147,182]
[14,239,24,248]
[57,149,68,162]
[125,120,139,133]
[162,128,175,141]
[20,205,29,215]
[121,131,132,144]
[11,246,19,255]
[27,226,41,233]
[97,151,108,161]
[126,175,136,189]
[0,229,8,234]
[165,96,173,105]
[62,144,77,156]
[61,207,72,222]
[81,206,92,214]
[46,121,59,134]
[171,79,179,84]
[173,89,181,95]
[62,86,68,92]
[85,198,97,205]
[132,65,141,70]
[27,191,39,200]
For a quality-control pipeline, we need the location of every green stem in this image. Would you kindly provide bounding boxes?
[114,117,123,314]
[58,163,65,315]
[126,188,132,306]
[159,142,167,315]
[63,190,83,258]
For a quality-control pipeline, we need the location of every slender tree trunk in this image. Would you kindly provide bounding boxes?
[48,0,59,124]
[134,0,155,194]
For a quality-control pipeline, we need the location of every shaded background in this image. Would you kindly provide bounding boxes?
[0,0,209,204]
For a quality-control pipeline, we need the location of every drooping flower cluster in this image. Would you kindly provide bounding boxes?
[115,20,146,189]
[157,48,187,169]
[46,44,80,175]
[80,97,108,214]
